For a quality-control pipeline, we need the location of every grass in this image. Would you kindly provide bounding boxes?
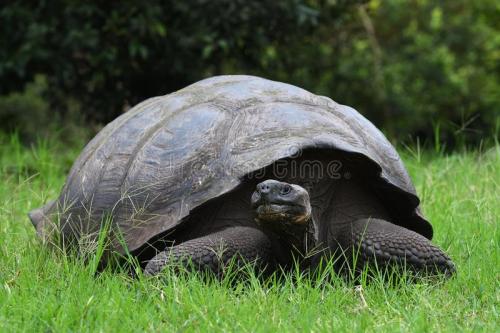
[0,133,498,332]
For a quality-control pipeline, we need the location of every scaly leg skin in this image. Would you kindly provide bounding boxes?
[144,226,275,276]
[335,218,455,277]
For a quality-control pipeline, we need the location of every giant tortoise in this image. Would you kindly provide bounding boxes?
[29,75,455,277]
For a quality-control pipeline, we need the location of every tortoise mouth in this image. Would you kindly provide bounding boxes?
[255,204,310,225]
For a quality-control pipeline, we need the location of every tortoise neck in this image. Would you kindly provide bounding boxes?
[277,218,319,257]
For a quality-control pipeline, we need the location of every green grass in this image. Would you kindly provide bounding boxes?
[0,133,498,332]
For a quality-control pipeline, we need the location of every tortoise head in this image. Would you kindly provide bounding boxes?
[251,180,312,250]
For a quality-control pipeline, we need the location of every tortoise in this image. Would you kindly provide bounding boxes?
[28,75,455,277]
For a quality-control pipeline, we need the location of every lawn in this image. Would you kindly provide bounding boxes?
[0,133,498,332]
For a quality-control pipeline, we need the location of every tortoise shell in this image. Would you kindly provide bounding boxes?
[30,75,432,252]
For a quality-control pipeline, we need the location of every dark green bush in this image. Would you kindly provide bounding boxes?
[0,0,326,123]
[0,75,89,143]
[0,76,51,140]
[0,1,498,146]
[249,1,500,146]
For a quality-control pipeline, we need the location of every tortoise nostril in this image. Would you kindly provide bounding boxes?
[258,183,271,194]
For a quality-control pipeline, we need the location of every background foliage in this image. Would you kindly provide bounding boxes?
[1,0,498,146]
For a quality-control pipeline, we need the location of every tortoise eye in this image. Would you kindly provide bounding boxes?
[280,185,292,195]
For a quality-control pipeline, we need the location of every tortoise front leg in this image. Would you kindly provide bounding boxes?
[334,218,455,276]
[144,226,276,276]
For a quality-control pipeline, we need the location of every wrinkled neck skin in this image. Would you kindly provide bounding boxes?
[277,171,335,257]
[257,217,315,261]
